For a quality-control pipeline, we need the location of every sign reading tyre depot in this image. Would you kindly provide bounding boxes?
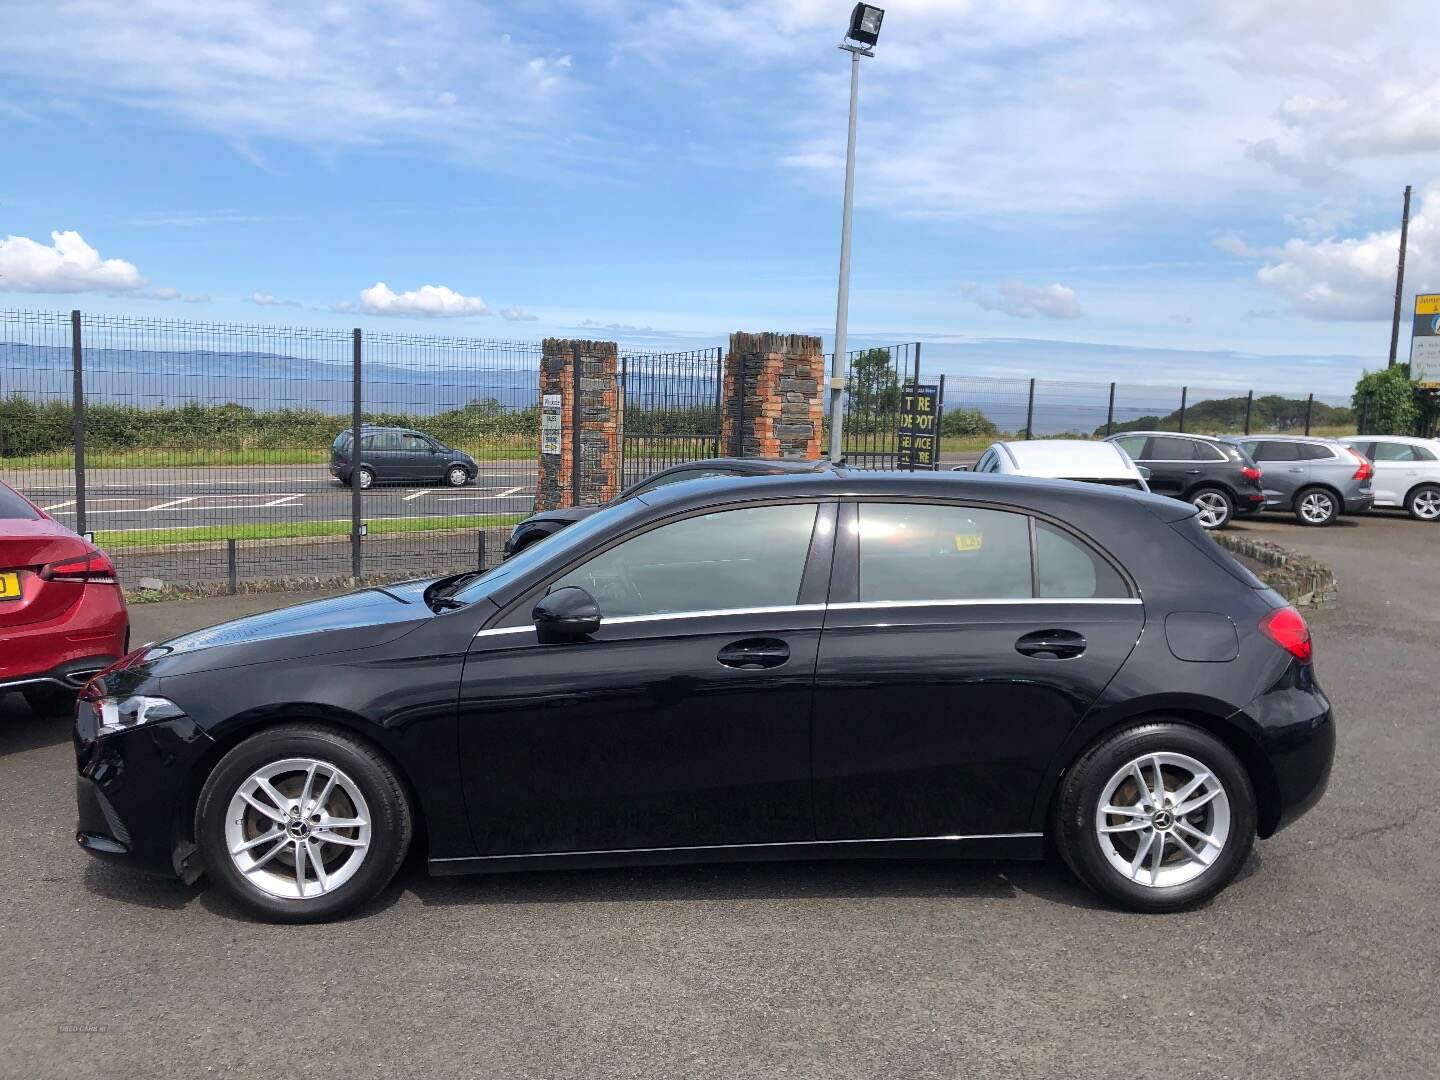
[897,383,940,469]
[541,393,562,455]
[1412,293,1440,387]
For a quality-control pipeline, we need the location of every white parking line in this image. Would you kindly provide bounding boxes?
[40,500,76,512]
[438,493,534,502]
[147,496,201,511]
[496,486,524,497]
[403,489,430,501]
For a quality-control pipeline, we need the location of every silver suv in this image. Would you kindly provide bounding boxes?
[1224,436,1374,526]
[1339,436,1440,520]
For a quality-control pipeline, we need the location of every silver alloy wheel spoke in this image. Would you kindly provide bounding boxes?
[224,757,372,901]
[1096,750,1232,889]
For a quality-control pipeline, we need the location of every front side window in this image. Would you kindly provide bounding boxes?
[400,434,432,452]
[1113,436,1147,460]
[856,504,1032,602]
[553,503,818,618]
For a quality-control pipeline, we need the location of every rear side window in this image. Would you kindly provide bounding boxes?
[1297,443,1335,461]
[1195,440,1228,462]
[332,432,351,453]
[1035,522,1129,598]
[0,484,40,520]
[857,504,1032,602]
[1145,436,1198,460]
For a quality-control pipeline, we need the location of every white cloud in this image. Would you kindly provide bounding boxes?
[0,1,583,166]
[499,305,537,321]
[962,279,1083,321]
[0,230,146,293]
[1253,185,1440,321]
[183,293,210,303]
[151,286,180,300]
[248,291,300,307]
[359,282,489,318]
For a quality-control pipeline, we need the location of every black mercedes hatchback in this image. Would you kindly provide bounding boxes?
[74,471,1333,922]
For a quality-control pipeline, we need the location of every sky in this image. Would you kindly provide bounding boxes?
[2,0,1439,397]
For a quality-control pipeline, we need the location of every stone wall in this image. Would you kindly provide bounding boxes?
[721,332,825,459]
[534,339,620,512]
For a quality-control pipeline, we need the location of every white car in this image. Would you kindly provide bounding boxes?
[1339,435,1440,520]
[962,440,1150,491]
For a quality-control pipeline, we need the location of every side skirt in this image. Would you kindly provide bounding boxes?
[428,833,1045,877]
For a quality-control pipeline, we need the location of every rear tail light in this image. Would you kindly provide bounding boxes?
[1241,465,1262,484]
[1260,606,1312,664]
[1344,446,1373,481]
[39,550,117,584]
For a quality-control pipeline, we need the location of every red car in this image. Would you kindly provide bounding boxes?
[0,480,129,716]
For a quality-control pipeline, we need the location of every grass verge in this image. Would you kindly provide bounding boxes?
[96,514,525,549]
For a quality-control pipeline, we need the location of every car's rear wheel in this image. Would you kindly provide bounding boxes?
[196,724,412,923]
[1054,721,1256,912]
[1189,487,1233,530]
[354,466,374,490]
[1405,484,1440,521]
[445,465,470,487]
[1294,487,1339,526]
[22,683,75,718]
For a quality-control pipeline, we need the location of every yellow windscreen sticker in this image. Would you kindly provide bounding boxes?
[954,532,983,552]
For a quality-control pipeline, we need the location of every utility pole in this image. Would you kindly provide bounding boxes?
[1388,184,1413,368]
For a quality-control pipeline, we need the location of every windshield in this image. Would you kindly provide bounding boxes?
[450,502,636,604]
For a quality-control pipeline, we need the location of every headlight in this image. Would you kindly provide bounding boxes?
[92,695,186,736]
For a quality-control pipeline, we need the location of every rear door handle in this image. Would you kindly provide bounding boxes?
[1287,467,1305,473]
[717,637,790,669]
[1015,629,1087,660]
[1185,468,1202,474]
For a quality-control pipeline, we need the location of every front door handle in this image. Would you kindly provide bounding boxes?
[1015,629,1087,660]
[717,638,790,669]
[1185,468,1202,475]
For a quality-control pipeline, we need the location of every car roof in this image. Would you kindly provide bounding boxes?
[993,439,1138,479]
[1107,430,1228,443]
[1341,434,1437,446]
[654,457,833,475]
[1221,434,1337,443]
[632,467,1191,521]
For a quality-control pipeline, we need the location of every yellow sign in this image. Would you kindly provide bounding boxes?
[1416,294,1440,316]
[0,572,21,601]
[954,532,983,552]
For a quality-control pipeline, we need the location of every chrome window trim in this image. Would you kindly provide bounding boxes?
[474,604,827,638]
[829,597,1141,610]
[432,831,1044,862]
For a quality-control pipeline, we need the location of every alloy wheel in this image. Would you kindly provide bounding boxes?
[1299,491,1334,524]
[358,469,373,490]
[1192,492,1230,528]
[1412,489,1440,520]
[1094,751,1231,888]
[224,757,372,901]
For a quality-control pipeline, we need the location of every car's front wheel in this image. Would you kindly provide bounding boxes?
[1189,487,1233,529]
[196,724,413,922]
[1054,721,1256,913]
[1405,484,1440,521]
[445,465,470,487]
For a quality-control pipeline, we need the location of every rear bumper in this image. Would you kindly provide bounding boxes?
[0,654,120,694]
[1343,492,1374,513]
[1242,661,1335,836]
[0,587,127,689]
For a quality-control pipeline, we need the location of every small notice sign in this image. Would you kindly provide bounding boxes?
[541,393,562,455]
[1412,294,1440,388]
[897,383,940,469]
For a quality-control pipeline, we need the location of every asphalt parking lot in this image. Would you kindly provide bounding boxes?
[1,511,1436,1079]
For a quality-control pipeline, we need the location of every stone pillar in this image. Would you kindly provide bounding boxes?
[721,332,825,459]
[534,339,621,512]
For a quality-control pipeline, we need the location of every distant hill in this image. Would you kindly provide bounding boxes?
[1096,394,1353,437]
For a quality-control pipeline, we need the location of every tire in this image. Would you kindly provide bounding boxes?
[1053,721,1256,913]
[196,723,413,923]
[353,466,374,491]
[22,683,75,718]
[1294,486,1339,527]
[1189,487,1233,530]
[445,465,470,488]
[1404,484,1440,522]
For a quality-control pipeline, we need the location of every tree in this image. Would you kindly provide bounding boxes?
[940,407,997,438]
[1352,365,1419,436]
[845,348,900,432]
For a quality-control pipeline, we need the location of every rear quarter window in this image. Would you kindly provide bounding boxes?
[332,432,351,453]
[0,485,40,520]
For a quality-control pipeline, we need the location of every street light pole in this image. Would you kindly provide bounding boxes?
[827,43,870,462]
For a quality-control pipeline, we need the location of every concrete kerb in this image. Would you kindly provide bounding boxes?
[1212,532,1337,607]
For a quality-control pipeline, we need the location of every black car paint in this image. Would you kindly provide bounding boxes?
[1106,433,1266,514]
[75,471,1332,884]
[502,457,831,556]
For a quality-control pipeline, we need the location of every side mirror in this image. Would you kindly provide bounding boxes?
[533,586,601,644]
[1136,465,1152,480]
[951,465,971,472]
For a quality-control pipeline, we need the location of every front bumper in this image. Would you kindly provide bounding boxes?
[74,706,215,879]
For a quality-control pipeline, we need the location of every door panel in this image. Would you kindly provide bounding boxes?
[458,610,821,854]
[811,601,1143,838]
